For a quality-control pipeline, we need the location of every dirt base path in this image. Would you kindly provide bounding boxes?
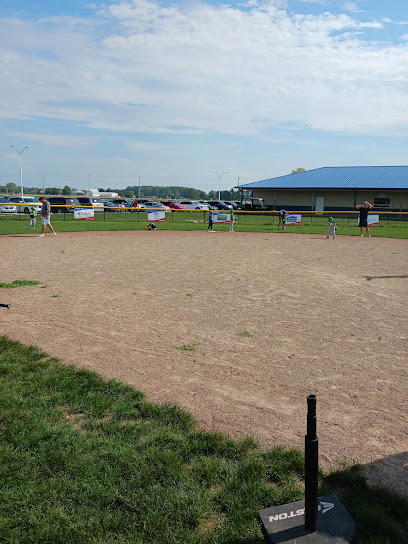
[2,230,407,495]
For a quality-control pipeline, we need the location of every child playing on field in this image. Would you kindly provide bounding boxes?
[27,206,37,230]
[327,216,337,239]
[208,210,214,231]
[278,209,287,231]
[147,222,157,230]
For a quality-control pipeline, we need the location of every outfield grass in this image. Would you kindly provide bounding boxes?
[1,212,408,237]
[0,336,407,543]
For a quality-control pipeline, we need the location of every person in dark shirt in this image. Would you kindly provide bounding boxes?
[278,209,287,231]
[356,200,373,237]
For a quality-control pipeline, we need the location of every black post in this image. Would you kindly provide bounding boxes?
[305,394,318,533]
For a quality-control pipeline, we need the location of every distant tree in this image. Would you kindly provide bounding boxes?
[291,168,306,174]
[62,185,72,195]
[98,187,105,192]
[45,187,61,195]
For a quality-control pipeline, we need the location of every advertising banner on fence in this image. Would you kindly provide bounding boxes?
[358,214,379,226]
[213,213,231,223]
[367,214,379,226]
[147,211,165,222]
[286,214,302,225]
[74,208,94,220]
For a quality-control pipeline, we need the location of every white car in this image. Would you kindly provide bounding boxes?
[77,196,105,211]
[179,200,209,210]
[138,202,171,211]
[8,197,42,215]
[0,197,17,214]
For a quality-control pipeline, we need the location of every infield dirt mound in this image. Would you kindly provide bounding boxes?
[2,230,407,495]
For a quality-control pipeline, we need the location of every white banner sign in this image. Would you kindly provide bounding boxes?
[74,208,94,220]
[213,213,231,223]
[368,215,379,226]
[358,214,379,226]
[148,211,165,221]
[286,214,302,225]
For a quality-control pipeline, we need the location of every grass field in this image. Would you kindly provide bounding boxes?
[1,336,407,544]
[1,211,408,237]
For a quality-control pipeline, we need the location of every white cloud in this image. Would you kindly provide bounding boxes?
[297,0,327,5]
[8,131,107,148]
[1,0,408,140]
[341,2,364,14]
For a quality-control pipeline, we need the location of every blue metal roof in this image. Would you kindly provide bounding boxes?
[238,166,408,190]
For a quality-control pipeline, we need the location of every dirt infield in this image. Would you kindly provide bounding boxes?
[2,230,407,495]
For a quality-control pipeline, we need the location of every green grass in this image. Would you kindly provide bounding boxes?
[0,280,40,288]
[1,212,408,237]
[173,343,199,352]
[236,331,254,338]
[0,336,407,544]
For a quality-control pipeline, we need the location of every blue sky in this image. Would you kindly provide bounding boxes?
[1,0,408,192]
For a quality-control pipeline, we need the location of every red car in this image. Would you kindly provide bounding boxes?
[160,201,187,210]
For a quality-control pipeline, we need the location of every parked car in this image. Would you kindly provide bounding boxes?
[109,198,138,211]
[7,196,42,214]
[206,200,233,210]
[0,197,17,214]
[179,200,209,210]
[241,198,267,210]
[138,201,171,211]
[223,201,238,210]
[200,201,216,210]
[102,200,118,212]
[160,201,187,210]
[76,196,105,211]
[46,196,81,213]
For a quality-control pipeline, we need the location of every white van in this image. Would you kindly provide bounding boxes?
[179,200,209,210]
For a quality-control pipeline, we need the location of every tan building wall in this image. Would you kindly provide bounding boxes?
[252,189,408,211]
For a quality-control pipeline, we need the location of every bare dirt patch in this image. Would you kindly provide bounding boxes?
[1,230,407,494]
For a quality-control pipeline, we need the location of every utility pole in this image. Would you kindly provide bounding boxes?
[10,146,29,198]
[138,176,141,199]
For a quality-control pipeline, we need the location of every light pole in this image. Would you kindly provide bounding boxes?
[10,146,29,198]
[214,171,229,201]
[86,174,92,195]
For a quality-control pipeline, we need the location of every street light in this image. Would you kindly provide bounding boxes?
[86,174,92,195]
[10,146,29,198]
[214,171,230,201]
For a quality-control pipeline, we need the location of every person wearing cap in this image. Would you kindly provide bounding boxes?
[327,216,337,239]
[278,209,287,231]
[38,197,57,237]
[27,206,38,230]
[356,200,373,237]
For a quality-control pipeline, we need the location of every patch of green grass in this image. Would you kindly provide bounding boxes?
[174,343,199,351]
[236,331,253,338]
[0,335,407,544]
[1,213,407,237]
[0,279,40,288]
[51,294,61,298]
[186,293,194,297]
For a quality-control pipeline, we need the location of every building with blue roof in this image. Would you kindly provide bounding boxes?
[236,166,408,212]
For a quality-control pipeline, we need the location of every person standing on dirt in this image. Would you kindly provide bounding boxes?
[38,197,57,237]
[27,206,37,231]
[229,209,234,232]
[326,216,337,240]
[278,209,287,231]
[208,210,214,231]
[356,200,372,237]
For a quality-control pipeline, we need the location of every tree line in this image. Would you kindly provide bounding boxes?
[1,182,241,201]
